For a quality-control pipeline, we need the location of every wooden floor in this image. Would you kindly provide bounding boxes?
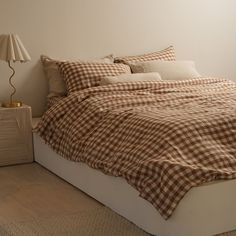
[0,163,103,223]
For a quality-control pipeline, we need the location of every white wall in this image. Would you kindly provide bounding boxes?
[0,0,236,116]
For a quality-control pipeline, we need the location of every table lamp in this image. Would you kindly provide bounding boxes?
[0,34,31,108]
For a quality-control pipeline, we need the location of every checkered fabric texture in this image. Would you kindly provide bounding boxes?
[36,77,236,219]
[47,95,64,109]
[114,46,175,64]
[59,61,131,93]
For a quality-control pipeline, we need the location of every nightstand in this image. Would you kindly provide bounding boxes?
[0,104,33,166]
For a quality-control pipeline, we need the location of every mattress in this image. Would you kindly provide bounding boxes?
[33,132,236,236]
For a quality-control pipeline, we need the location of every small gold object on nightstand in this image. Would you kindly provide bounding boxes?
[0,34,31,108]
[2,101,22,108]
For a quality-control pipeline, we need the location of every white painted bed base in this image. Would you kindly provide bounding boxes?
[33,133,236,236]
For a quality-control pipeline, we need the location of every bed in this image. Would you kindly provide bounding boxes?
[35,49,236,235]
[33,133,236,236]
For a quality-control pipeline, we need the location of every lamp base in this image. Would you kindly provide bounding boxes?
[2,101,22,108]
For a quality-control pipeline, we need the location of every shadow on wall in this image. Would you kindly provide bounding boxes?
[17,60,48,117]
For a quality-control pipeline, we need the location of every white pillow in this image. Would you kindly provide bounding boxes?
[100,72,162,85]
[130,60,201,80]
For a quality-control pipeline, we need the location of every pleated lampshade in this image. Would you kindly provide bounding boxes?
[0,34,31,62]
[0,34,31,108]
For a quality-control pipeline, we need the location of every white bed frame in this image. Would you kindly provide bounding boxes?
[33,133,236,236]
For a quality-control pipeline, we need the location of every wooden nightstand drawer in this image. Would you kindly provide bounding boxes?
[0,105,33,166]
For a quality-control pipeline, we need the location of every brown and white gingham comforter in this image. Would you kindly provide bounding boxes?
[36,77,236,219]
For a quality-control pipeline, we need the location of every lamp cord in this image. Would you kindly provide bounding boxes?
[8,61,16,104]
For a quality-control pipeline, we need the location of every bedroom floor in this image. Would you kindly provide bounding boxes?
[0,163,150,236]
[1,164,235,236]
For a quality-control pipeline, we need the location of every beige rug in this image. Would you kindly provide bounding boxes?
[1,209,235,236]
[0,207,150,236]
[0,164,235,236]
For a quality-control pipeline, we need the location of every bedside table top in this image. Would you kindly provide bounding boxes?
[0,104,31,110]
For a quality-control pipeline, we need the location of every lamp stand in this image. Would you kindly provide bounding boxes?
[2,61,22,108]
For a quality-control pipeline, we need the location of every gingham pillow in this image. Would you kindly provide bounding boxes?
[41,54,115,97]
[114,46,175,64]
[59,62,131,93]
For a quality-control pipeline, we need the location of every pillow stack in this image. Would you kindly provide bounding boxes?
[114,46,200,81]
[41,54,114,97]
[41,46,201,104]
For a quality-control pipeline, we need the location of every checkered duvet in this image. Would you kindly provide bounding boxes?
[36,77,236,219]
